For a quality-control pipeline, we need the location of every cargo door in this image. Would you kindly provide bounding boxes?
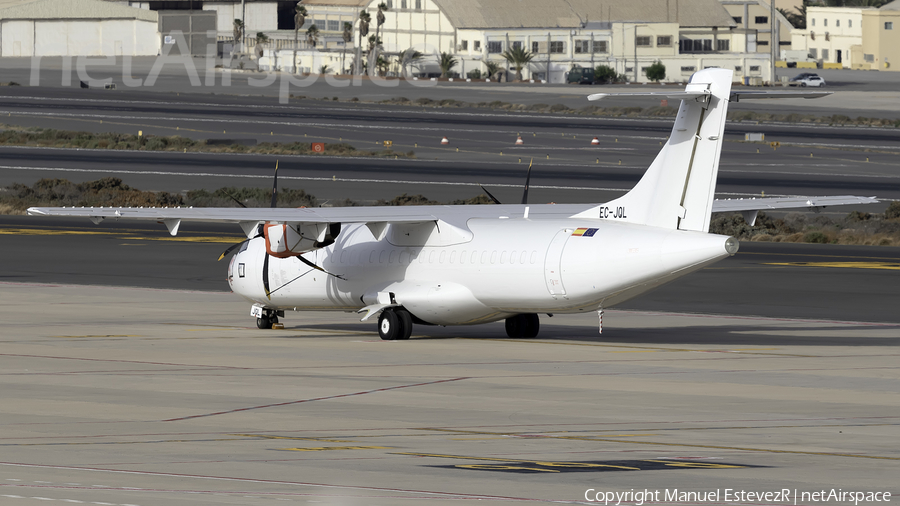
[544,229,571,295]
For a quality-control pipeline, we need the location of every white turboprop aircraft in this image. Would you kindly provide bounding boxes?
[29,69,876,339]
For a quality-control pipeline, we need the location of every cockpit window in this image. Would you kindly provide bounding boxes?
[238,241,250,253]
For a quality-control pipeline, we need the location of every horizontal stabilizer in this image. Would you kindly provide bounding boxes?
[588,91,711,102]
[712,195,878,213]
[588,90,831,102]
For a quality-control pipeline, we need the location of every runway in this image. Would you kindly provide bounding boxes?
[0,283,897,505]
[1,89,898,206]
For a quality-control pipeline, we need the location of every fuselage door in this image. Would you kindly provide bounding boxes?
[544,229,571,296]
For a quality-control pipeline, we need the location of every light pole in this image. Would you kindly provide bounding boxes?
[770,0,776,86]
[633,24,648,83]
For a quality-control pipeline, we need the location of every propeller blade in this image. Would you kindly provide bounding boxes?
[226,193,247,208]
[217,239,248,261]
[270,160,279,208]
[297,254,346,281]
[263,252,271,300]
[521,158,533,205]
[479,185,502,205]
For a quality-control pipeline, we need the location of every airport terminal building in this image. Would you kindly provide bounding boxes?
[267,0,773,83]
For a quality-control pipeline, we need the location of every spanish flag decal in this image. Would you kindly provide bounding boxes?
[572,228,598,237]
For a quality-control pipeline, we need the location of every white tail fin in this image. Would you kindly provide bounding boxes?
[576,68,733,232]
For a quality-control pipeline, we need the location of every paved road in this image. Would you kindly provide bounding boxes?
[3,215,898,323]
[2,56,899,117]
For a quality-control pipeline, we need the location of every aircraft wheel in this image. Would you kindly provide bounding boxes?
[522,314,540,338]
[396,309,413,340]
[257,317,271,329]
[505,315,525,338]
[506,314,539,338]
[378,310,401,340]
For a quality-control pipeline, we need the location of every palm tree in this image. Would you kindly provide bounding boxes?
[372,2,388,76]
[501,46,535,81]
[254,32,269,71]
[375,2,388,41]
[438,52,457,78]
[293,4,307,73]
[357,10,371,75]
[399,47,423,78]
[255,32,269,59]
[341,21,352,74]
[319,64,330,75]
[376,55,390,76]
[306,24,319,48]
[232,19,244,53]
[484,60,500,81]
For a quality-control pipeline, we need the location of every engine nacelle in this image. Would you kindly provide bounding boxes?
[264,222,340,258]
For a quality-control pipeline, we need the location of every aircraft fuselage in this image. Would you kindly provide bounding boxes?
[228,218,737,326]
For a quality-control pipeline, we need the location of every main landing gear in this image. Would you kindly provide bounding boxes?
[256,309,284,329]
[378,308,413,341]
[505,313,539,338]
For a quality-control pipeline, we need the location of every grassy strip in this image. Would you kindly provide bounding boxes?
[363,96,900,127]
[0,178,493,214]
[710,208,900,247]
[0,127,415,158]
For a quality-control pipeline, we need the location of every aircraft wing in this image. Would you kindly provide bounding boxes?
[712,195,878,213]
[26,206,446,238]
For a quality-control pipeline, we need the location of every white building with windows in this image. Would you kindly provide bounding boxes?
[791,7,867,69]
[718,0,794,54]
[272,0,771,83]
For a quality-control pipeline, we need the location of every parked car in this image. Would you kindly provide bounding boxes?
[567,67,595,85]
[789,75,826,87]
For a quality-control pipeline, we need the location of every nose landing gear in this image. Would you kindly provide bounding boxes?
[254,308,284,329]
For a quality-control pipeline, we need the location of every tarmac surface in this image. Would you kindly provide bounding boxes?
[0,283,898,505]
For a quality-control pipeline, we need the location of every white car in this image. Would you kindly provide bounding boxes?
[790,75,826,87]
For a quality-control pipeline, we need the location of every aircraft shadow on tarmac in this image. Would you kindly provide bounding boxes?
[272,322,900,347]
